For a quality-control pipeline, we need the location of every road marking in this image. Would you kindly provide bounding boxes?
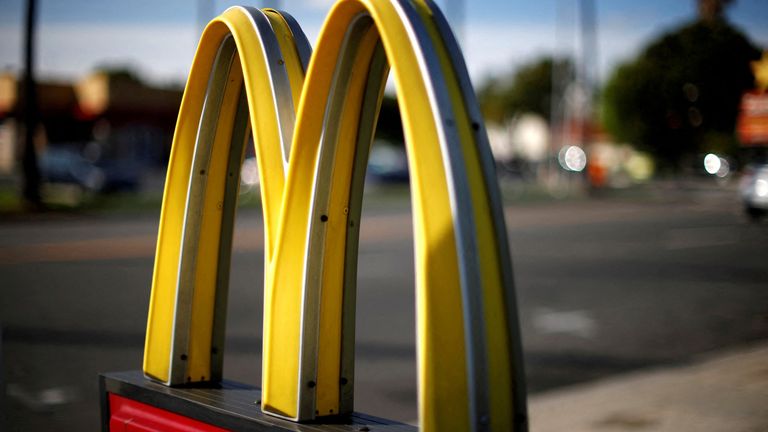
[6,384,80,411]
[532,308,598,339]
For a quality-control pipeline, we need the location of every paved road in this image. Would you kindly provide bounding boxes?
[528,342,768,432]
[1,184,767,430]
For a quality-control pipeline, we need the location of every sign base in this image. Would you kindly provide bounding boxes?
[100,371,414,431]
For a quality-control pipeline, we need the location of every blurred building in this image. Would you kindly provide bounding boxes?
[487,114,549,178]
[0,71,181,179]
[737,52,768,160]
[487,112,654,188]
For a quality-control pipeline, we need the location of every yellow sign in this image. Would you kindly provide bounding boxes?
[752,51,768,92]
[142,1,526,431]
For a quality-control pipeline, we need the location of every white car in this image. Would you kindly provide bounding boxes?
[740,163,768,220]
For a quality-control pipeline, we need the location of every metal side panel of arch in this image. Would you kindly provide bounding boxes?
[139,1,528,432]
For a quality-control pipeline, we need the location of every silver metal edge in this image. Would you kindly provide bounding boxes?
[296,13,373,420]
[339,40,390,416]
[209,85,251,383]
[236,6,297,169]
[269,9,313,72]
[425,1,529,429]
[390,0,490,429]
[169,35,238,386]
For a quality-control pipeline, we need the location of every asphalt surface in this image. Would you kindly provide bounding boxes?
[1,181,767,430]
[528,342,768,432]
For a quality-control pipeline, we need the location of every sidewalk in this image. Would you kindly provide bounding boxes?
[529,343,768,431]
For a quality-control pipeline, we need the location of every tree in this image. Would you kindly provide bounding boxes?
[602,14,760,170]
[698,0,734,22]
[478,57,573,124]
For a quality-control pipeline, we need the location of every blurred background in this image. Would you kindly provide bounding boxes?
[1,0,767,430]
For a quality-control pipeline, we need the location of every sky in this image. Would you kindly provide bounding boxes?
[0,0,766,88]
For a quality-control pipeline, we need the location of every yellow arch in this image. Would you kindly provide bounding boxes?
[143,6,310,385]
[263,0,525,430]
[142,1,527,431]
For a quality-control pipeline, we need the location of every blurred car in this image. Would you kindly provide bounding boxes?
[367,143,409,184]
[739,163,768,220]
[40,147,105,192]
[95,158,141,192]
[240,156,260,193]
[40,147,141,193]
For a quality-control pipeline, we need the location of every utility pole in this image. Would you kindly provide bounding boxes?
[21,0,41,207]
[550,0,574,181]
[579,0,598,147]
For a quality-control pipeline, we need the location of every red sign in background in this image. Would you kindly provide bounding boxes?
[738,91,768,146]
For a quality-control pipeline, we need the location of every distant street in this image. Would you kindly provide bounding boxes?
[1,182,767,430]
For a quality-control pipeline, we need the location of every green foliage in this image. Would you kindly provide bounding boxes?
[478,57,573,123]
[93,65,143,83]
[602,19,760,169]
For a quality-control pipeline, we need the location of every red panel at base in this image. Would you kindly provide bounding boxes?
[108,393,230,432]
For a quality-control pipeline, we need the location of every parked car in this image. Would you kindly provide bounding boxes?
[367,143,409,184]
[95,158,141,192]
[40,147,105,192]
[40,147,141,193]
[739,163,768,220]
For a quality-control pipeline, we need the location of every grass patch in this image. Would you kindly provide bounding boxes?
[0,186,22,213]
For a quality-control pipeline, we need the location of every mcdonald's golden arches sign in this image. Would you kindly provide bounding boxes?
[142,1,527,430]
